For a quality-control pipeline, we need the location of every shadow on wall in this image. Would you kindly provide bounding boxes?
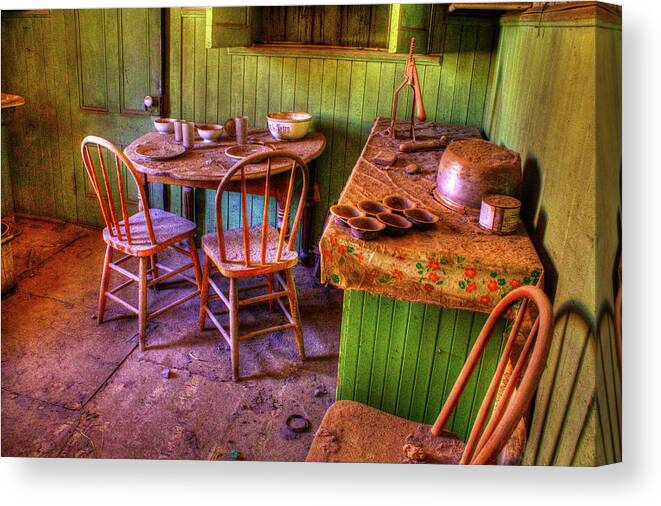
[524,301,621,466]
[520,155,558,304]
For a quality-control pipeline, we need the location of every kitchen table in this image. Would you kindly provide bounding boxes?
[125,129,326,264]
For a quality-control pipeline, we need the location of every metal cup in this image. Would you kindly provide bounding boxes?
[235,116,248,145]
[174,120,183,143]
[182,121,195,149]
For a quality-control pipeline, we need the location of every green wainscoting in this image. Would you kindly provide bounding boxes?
[336,290,506,441]
[168,7,497,241]
[482,8,621,465]
[0,7,497,241]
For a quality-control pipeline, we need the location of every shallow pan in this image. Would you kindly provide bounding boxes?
[347,216,385,241]
[404,207,440,231]
[357,199,389,217]
[376,211,412,236]
[330,205,364,228]
[383,195,416,214]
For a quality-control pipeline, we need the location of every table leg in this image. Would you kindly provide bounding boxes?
[299,182,317,267]
[275,182,315,267]
[182,186,195,222]
[139,175,160,286]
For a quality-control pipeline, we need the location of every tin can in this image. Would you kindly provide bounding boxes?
[479,194,521,234]
[182,121,195,149]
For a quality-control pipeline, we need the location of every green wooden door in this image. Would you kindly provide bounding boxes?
[64,8,163,226]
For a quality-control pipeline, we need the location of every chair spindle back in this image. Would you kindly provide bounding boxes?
[81,135,156,246]
[213,150,309,268]
[431,284,553,464]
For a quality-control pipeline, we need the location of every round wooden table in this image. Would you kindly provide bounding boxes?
[125,129,326,264]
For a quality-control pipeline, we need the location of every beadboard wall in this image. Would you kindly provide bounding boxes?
[1,7,498,243]
[482,3,622,465]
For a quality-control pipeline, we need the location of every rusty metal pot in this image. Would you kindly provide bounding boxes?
[435,139,521,216]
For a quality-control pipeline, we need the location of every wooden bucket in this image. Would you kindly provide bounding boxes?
[1,220,16,296]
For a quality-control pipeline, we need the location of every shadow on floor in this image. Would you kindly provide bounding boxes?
[1,218,342,461]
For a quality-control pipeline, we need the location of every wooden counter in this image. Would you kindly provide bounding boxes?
[319,117,543,438]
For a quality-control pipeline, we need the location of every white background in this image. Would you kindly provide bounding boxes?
[1,0,659,504]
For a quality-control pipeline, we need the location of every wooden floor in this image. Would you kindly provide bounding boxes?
[1,218,342,461]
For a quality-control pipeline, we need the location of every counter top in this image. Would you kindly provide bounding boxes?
[319,117,543,313]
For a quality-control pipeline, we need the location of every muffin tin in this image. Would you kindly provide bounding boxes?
[333,196,440,241]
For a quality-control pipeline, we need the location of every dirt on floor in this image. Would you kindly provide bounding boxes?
[1,217,342,461]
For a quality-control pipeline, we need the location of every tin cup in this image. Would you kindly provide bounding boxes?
[174,120,184,143]
[182,121,195,149]
[235,116,249,145]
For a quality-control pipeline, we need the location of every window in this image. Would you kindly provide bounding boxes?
[256,5,391,49]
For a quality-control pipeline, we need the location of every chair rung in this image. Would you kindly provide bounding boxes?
[275,297,294,323]
[171,244,193,257]
[114,254,133,265]
[105,292,139,314]
[149,290,200,320]
[239,289,288,307]
[239,322,295,341]
[109,262,139,282]
[148,262,195,286]
[204,306,231,345]
[238,282,269,293]
[274,272,289,290]
[208,278,230,309]
[109,278,135,294]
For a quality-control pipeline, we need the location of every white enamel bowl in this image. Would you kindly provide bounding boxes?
[153,118,176,134]
[266,112,312,141]
[196,124,224,142]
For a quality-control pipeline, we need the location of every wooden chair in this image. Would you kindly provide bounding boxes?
[306,285,553,465]
[198,150,308,381]
[81,136,202,351]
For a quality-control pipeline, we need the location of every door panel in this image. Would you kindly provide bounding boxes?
[66,8,163,226]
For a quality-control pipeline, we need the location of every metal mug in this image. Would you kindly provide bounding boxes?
[174,120,184,143]
[182,121,195,149]
[234,116,248,145]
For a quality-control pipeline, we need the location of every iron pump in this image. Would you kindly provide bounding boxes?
[383,37,427,141]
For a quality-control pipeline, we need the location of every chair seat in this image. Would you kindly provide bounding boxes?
[201,225,298,278]
[306,400,466,464]
[102,208,196,256]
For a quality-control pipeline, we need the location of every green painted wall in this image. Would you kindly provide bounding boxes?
[0,7,498,241]
[337,290,506,442]
[168,7,497,240]
[482,12,621,466]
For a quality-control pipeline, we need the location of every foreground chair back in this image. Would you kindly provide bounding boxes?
[81,136,202,350]
[199,150,309,381]
[430,284,553,464]
[306,285,553,465]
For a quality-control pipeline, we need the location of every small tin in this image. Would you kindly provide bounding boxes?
[479,194,521,235]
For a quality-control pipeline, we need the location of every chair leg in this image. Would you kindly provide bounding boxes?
[138,256,149,352]
[229,277,240,381]
[198,255,211,331]
[149,254,159,289]
[285,268,305,359]
[267,273,275,311]
[98,244,112,323]
[188,239,203,290]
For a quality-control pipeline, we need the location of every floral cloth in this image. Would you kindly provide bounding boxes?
[319,118,543,314]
